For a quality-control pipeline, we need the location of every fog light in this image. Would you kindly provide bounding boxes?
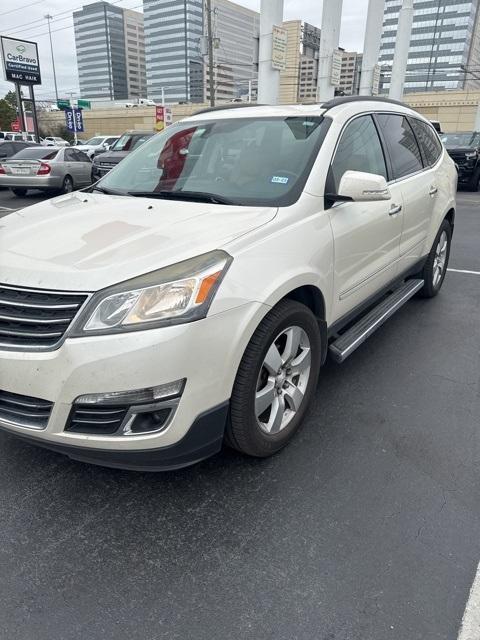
[75,379,185,406]
[124,408,172,435]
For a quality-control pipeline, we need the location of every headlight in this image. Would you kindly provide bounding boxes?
[465,151,477,159]
[71,250,232,336]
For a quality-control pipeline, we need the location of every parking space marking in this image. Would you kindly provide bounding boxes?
[458,563,480,639]
[0,206,15,212]
[448,268,480,276]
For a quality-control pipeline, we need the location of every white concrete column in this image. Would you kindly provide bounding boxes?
[389,0,414,100]
[317,0,344,102]
[360,0,385,95]
[257,0,284,105]
[474,102,480,131]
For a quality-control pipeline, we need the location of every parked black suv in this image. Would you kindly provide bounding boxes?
[441,131,480,190]
[91,130,154,180]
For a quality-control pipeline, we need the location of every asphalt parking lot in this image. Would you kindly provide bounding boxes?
[0,188,479,640]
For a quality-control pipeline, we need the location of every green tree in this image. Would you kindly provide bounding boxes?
[0,95,16,131]
[4,90,17,109]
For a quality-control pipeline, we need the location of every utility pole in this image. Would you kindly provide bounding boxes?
[206,0,215,106]
[389,0,414,100]
[257,0,284,105]
[45,14,59,102]
[317,0,344,102]
[359,0,385,95]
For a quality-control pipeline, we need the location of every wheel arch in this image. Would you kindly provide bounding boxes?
[444,207,455,231]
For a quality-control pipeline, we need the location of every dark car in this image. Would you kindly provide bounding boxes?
[91,130,155,180]
[0,140,38,160]
[441,131,480,190]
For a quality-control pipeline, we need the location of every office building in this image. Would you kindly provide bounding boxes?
[379,0,480,93]
[338,51,362,96]
[280,21,321,103]
[73,1,146,100]
[124,9,147,99]
[210,0,259,102]
[143,0,204,104]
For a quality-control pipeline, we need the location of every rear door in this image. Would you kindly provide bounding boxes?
[72,150,92,184]
[63,148,82,185]
[375,114,432,274]
[328,114,403,322]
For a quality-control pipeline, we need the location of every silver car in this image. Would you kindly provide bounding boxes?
[0,147,92,196]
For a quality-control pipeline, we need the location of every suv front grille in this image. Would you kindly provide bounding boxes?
[0,390,53,430]
[0,285,88,350]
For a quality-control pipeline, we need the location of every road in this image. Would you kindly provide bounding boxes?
[0,189,478,640]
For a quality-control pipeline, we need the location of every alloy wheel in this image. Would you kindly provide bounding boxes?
[255,325,311,434]
[433,230,448,288]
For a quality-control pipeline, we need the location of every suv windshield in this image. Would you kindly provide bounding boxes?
[111,133,153,152]
[98,116,329,206]
[441,132,480,148]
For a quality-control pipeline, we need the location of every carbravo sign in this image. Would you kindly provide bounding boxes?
[0,36,41,84]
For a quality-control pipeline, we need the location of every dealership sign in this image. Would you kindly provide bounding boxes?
[0,36,41,84]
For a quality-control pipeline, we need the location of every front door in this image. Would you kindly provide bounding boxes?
[327,114,403,323]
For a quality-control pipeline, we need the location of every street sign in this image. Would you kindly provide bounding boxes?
[0,36,41,84]
[330,49,343,87]
[65,108,84,133]
[372,64,381,96]
[271,25,288,71]
[57,99,71,110]
[155,105,172,132]
[77,99,91,110]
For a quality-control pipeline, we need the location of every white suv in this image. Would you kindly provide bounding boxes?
[0,98,456,471]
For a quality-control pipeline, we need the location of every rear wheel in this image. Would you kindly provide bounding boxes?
[419,219,451,298]
[60,175,74,194]
[226,300,321,458]
[11,188,27,197]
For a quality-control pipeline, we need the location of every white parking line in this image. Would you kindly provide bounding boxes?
[458,563,480,639]
[448,268,480,276]
[0,206,15,212]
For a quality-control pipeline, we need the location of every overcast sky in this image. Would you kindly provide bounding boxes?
[0,0,370,100]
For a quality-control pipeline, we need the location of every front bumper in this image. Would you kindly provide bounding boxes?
[0,302,267,469]
[92,164,115,179]
[0,174,63,189]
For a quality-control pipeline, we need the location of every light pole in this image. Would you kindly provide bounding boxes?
[45,14,59,103]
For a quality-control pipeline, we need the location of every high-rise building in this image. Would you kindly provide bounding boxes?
[210,0,259,101]
[379,0,480,93]
[143,0,204,104]
[124,9,147,99]
[73,1,146,100]
[280,21,321,104]
[338,50,361,96]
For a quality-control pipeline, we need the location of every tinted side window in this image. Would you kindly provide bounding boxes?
[376,114,423,179]
[74,150,90,162]
[64,149,76,161]
[331,115,387,192]
[409,118,443,167]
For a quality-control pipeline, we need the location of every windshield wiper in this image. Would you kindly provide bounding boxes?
[90,185,125,195]
[127,190,237,205]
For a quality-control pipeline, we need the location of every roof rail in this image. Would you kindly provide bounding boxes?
[321,95,408,110]
[193,103,266,115]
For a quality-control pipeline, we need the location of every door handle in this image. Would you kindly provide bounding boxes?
[429,186,438,196]
[389,203,402,216]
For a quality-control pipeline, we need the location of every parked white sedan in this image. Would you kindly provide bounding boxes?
[0,146,92,196]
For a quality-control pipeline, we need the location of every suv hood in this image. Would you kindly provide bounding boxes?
[94,151,128,163]
[0,192,277,291]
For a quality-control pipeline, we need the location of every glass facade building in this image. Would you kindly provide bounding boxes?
[74,2,129,100]
[379,0,480,93]
[143,0,204,104]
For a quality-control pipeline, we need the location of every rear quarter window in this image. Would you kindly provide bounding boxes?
[409,118,443,167]
[376,114,423,179]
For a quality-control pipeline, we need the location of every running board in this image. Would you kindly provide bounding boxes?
[329,279,424,364]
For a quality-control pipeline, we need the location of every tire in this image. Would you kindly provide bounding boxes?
[60,175,74,194]
[11,188,27,197]
[226,300,321,458]
[468,168,480,191]
[418,219,452,298]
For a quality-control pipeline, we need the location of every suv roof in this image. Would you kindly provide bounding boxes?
[190,97,420,123]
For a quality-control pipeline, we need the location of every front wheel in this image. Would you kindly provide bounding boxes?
[419,219,452,298]
[226,300,321,458]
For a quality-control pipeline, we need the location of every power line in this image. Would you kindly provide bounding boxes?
[0,0,45,18]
